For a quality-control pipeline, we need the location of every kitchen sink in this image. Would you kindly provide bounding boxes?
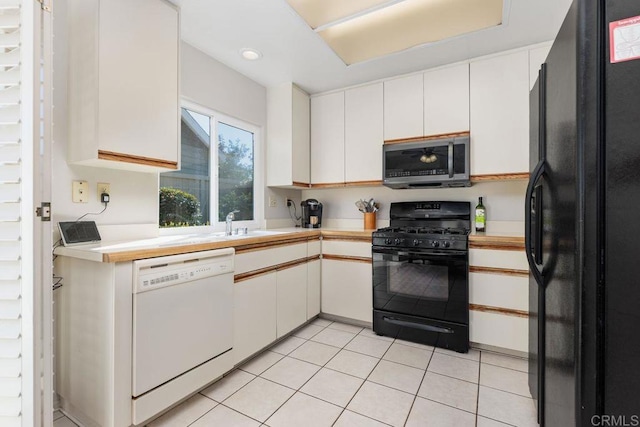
[223,230,288,239]
[154,230,290,246]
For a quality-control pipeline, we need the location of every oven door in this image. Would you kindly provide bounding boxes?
[372,246,469,325]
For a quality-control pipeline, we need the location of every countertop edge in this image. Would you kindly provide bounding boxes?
[54,228,523,263]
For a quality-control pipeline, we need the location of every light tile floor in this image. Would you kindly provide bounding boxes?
[53,319,537,427]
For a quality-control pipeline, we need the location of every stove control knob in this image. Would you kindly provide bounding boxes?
[443,241,451,248]
[394,238,402,245]
[431,241,440,248]
[413,239,420,246]
[385,238,392,245]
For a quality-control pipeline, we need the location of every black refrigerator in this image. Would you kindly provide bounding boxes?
[527,1,640,426]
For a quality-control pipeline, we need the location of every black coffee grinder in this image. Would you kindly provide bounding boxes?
[301,199,323,228]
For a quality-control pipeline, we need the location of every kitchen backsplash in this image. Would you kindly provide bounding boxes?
[301,180,527,222]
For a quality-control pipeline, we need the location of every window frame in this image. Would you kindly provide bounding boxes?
[159,100,264,235]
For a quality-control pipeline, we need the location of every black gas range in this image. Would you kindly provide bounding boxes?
[372,201,471,353]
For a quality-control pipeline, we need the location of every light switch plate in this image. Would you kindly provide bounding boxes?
[72,180,89,203]
[268,196,277,208]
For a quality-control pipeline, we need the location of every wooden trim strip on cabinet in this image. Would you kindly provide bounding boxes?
[308,181,383,188]
[469,240,525,251]
[384,131,470,145]
[322,254,372,264]
[292,181,311,188]
[470,173,529,182]
[343,180,383,187]
[97,150,178,169]
[469,266,529,277]
[234,267,274,283]
[234,236,312,254]
[234,256,319,283]
[469,304,529,318]
[321,235,372,243]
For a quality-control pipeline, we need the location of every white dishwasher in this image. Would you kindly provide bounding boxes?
[132,248,234,398]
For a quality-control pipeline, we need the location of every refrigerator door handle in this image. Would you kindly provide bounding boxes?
[525,159,545,287]
[448,141,454,178]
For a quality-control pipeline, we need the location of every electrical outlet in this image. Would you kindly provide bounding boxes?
[287,199,293,207]
[97,182,110,201]
[268,196,277,208]
[72,180,89,203]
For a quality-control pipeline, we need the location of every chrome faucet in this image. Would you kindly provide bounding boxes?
[225,211,238,236]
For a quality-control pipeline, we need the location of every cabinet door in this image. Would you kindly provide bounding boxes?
[470,51,529,175]
[292,86,311,184]
[529,45,551,90]
[424,63,469,135]
[267,83,310,187]
[307,259,321,319]
[276,263,307,338]
[383,74,423,140]
[321,259,372,323]
[98,0,179,163]
[233,273,277,364]
[345,83,384,183]
[311,92,345,184]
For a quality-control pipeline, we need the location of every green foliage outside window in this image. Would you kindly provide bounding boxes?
[218,133,254,222]
[159,187,202,227]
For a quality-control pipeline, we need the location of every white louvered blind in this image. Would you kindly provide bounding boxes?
[0,1,32,426]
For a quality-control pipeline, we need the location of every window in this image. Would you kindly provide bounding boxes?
[159,103,262,230]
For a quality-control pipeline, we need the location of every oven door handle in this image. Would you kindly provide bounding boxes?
[372,247,467,257]
[383,316,454,334]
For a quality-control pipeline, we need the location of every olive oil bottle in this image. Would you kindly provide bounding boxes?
[475,197,486,232]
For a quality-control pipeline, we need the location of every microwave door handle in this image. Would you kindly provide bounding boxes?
[448,141,454,178]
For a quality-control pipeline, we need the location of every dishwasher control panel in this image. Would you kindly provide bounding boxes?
[132,248,235,294]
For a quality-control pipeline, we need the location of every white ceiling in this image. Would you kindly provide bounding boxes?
[169,0,572,94]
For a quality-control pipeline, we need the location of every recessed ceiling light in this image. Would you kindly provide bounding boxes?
[240,48,262,61]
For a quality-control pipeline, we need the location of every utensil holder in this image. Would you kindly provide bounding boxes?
[364,212,376,230]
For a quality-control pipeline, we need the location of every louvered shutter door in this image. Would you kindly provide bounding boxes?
[0,1,32,426]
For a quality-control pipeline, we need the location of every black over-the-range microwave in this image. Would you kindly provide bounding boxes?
[382,134,471,189]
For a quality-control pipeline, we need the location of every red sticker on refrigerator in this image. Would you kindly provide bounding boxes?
[610,15,640,63]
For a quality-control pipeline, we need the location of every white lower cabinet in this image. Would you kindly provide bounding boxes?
[307,259,321,319]
[276,263,308,338]
[233,272,277,364]
[321,259,372,323]
[468,244,529,353]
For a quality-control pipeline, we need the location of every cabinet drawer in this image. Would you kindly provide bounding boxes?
[235,242,307,274]
[469,249,528,271]
[469,272,528,311]
[322,240,371,258]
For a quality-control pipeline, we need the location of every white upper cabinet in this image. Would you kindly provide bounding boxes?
[345,83,384,183]
[424,63,470,135]
[383,74,423,141]
[470,50,530,175]
[267,83,310,187]
[529,45,552,90]
[67,0,179,171]
[311,92,345,184]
